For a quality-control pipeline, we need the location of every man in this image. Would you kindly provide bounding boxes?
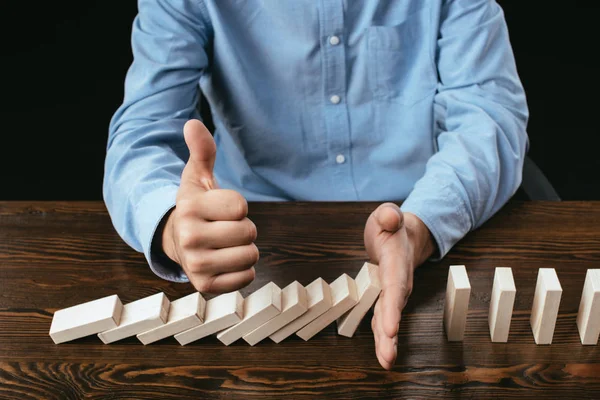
[104,0,528,370]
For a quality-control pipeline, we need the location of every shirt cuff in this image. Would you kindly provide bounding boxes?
[400,178,472,261]
[134,184,190,283]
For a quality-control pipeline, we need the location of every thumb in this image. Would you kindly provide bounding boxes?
[375,203,404,233]
[182,119,217,190]
[379,251,409,339]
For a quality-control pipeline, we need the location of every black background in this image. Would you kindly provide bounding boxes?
[1,1,598,201]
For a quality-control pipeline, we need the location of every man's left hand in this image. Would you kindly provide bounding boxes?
[364,203,435,370]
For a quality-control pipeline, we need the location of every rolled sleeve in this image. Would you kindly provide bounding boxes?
[401,177,471,260]
[134,185,189,282]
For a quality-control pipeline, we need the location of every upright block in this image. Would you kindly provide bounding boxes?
[337,262,382,337]
[98,292,170,344]
[530,268,563,345]
[243,281,308,346]
[269,277,332,343]
[174,291,243,346]
[576,269,600,345]
[216,282,282,346]
[488,267,516,343]
[137,292,206,345]
[296,274,358,341]
[49,294,123,344]
[443,265,471,341]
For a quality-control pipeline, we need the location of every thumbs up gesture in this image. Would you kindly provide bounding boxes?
[160,119,259,293]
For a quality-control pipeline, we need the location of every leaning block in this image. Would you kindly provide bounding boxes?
[216,282,282,346]
[49,294,123,344]
[296,274,358,341]
[174,291,243,346]
[443,265,471,341]
[530,268,563,345]
[97,292,170,344]
[337,262,381,337]
[488,267,516,343]
[243,281,308,346]
[137,292,206,345]
[269,277,332,343]
[576,269,600,345]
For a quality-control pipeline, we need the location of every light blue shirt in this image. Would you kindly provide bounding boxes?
[104,0,529,282]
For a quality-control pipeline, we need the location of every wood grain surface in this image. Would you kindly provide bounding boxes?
[1,200,600,399]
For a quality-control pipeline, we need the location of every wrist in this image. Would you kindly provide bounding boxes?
[152,207,178,265]
[403,212,436,267]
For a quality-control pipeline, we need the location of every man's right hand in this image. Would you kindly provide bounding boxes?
[161,119,259,293]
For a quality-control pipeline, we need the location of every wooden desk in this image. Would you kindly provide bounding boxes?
[1,201,599,399]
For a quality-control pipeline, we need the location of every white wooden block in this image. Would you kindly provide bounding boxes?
[243,281,308,346]
[443,265,471,341]
[296,274,358,341]
[216,282,282,346]
[576,269,600,345]
[530,268,563,345]
[269,277,332,343]
[488,267,516,343]
[337,262,381,337]
[136,292,206,345]
[174,291,243,346]
[97,292,170,344]
[49,294,123,344]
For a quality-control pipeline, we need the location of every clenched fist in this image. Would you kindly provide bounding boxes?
[160,119,259,293]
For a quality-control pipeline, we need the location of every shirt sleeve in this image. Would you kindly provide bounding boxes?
[103,0,211,282]
[400,0,529,259]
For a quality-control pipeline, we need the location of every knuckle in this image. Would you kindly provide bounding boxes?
[176,198,196,216]
[247,244,260,265]
[186,253,211,273]
[229,191,248,219]
[246,220,258,242]
[178,228,196,250]
[194,277,214,293]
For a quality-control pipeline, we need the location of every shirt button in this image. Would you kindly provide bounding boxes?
[330,95,341,104]
[329,35,340,46]
[335,154,346,164]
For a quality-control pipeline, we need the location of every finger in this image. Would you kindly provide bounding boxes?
[375,299,396,369]
[378,334,398,370]
[373,302,392,370]
[181,119,217,191]
[183,218,257,249]
[373,314,393,370]
[374,203,404,233]
[206,267,256,294]
[196,189,249,221]
[380,253,412,339]
[189,243,259,275]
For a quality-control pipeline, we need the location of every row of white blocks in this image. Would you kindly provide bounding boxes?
[444,266,600,345]
[49,264,600,346]
[49,262,382,345]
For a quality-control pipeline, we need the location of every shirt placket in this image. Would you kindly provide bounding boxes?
[319,0,359,200]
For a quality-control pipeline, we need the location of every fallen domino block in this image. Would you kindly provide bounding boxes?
[269,277,332,343]
[137,292,206,345]
[296,274,358,341]
[576,269,600,345]
[337,262,381,337]
[98,292,170,344]
[443,265,471,341]
[49,294,123,344]
[488,267,516,343]
[243,281,308,346]
[216,282,282,346]
[530,268,562,345]
[174,291,243,346]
